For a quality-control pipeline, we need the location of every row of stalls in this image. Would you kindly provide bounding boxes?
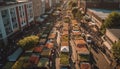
[10,17,56,69]
[36,9,54,24]
[59,21,70,68]
[71,20,91,69]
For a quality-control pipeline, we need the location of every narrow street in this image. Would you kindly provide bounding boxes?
[70,40,79,69]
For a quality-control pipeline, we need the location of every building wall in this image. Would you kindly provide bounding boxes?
[45,0,50,10]
[0,1,34,44]
[41,0,45,14]
[26,2,34,23]
[17,4,27,28]
[31,0,42,18]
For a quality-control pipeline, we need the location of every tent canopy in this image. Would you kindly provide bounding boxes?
[8,47,23,61]
[60,46,69,52]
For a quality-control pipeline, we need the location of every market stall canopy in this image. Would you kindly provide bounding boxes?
[29,54,39,64]
[60,46,69,52]
[8,47,23,61]
[33,46,43,53]
[37,58,49,68]
[36,17,45,22]
[41,49,51,57]
[45,42,54,49]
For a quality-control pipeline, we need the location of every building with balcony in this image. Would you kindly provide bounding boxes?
[16,0,43,20]
[102,29,120,59]
[0,1,34,45]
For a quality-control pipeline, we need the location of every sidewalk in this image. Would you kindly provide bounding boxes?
[56,58,60,69]
[75,61,80,69]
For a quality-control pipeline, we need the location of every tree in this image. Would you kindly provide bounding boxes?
[100,12,120,34]
[112,41,120,64]
[104,12,120,28]
[72,2,77,7]
[75,10,84,21]
[17,35,39,50]
[72,8,78,18]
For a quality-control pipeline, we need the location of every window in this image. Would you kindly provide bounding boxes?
[1,10,8,18]
[0,30,2,38]
[23,12,24,16]
[13,23,18,29]
[5,27,12,35]
[19,6,21,11]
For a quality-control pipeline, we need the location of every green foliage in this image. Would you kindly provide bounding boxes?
[3,62,14,69]
[17,35,39,50]
[104,12,120,28]
[68,1,73,6]
[72,8,78,17]
[60,53,69,65]
[72,2,77,7]
[112,41,120,60]
[79,54,89,61]
[64,18,70,23]
[62,35,69,41]
[100,12,120,34]
[75,10,83,21]
[68,1,77,9]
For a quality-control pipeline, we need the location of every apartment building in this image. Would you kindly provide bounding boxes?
[16,0,43,19]
[41,0,46,14]
[0,1,34,45]
[102,29,120,59]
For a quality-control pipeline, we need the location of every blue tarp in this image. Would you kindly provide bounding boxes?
[8,47,23,61]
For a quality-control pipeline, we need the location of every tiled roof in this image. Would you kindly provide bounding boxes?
[48,33,56,39]
[76,46,89,54]
[45,42,54,49]
[80,62,91,69]
[61,41,69,46]
[33,46,43,53]
[108,29,120,39]
[29,54,39,64]
[74,39,86,45]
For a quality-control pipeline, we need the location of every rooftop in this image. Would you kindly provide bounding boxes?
[88,8,120,20]
[76,46,89,54]
[71,20,78,24]
[108,28,120,39]
[74,39,86,45]
[62,31,69,35]
[45,42,54,49]
[80,62,91,69]
[48,33,56,39]
[37,58,49,67]
[61,41,69,46]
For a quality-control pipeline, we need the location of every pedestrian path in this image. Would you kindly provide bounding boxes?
[56,58,60,69]
[70,40,80,69]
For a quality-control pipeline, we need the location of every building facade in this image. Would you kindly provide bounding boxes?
[0,1,34,45]
[102,29,120,59]
[30,0,42,19]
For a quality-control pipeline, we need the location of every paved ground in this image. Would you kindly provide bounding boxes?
[56,58,60,69]
[70,40,80,69]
